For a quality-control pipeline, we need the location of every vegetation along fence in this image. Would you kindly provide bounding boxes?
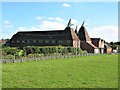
[0,46,112,64]
[1,53,105,64]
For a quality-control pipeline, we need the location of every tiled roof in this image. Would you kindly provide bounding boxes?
[69,28,79,41]
[87,41,98,48]
[11,27,79,41]
[78,26,91,41]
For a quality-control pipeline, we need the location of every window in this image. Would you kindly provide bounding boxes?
[67,40,71,43]
[27,41,30,43]
[33,40,36,43]
[45,40,49,43]
[39,40,42,43]
[58,40,62,43]
[22,40,25,43]
[52,40,55,43]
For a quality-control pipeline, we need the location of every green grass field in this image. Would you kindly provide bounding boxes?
[2,54,118,88]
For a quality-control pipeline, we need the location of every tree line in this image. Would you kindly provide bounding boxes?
[106,41,120,50]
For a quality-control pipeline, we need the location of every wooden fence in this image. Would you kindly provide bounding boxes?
[0,53,107,64]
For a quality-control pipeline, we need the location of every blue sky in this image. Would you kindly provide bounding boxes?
[2,2,118,42]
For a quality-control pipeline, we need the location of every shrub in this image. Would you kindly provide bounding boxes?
[58,46,64,53]
[62,47,68,54]
[4,55,14,59]
[2,47,17,55]
[23,46,34,55]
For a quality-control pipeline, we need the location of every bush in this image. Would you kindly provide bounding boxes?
[82,50,87,54]
[4,55,14,59]
[27,53,44,58]
[2,47,16,55]
[58,46,64,53]
[2,46,86,58]
[16,49,25,57]
[62,47,68,54]
[23,46,34,55]
[27,54,35,58]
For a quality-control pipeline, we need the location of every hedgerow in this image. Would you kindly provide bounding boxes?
[2,46,87,58]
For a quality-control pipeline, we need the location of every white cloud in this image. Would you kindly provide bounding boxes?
[18,20,66,31]
[3,20,10,24]
[48,17,64,22]
[35,16,46,20]
[3,20,14,28]
[18,27,26,31]
[4,25,14,28]
[36,16,65,29]
[39,20,65,29]
[48,17,55,20]
[35,16,64,22]
[17,18,90,35]
[71,19,78,24]
[89,25,118,42]
[62,3,71,7]
[69,19,81,30]
[18,26,41,31]
[55,17,64,22]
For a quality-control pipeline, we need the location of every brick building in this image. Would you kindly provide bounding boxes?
[77,22,99,53]
[91,38,104,53]
[5,26,80,48]
[5,19,112,53]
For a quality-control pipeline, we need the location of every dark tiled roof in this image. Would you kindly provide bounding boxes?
[80,41,97,53]
[91,38,100,47]
[11,27,79,41]
[91,38,100,40]
[91,38,104,41]
[78,26,91,41]
[91,38,105,47]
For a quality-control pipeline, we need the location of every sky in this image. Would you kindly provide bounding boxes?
[1,2,118,42]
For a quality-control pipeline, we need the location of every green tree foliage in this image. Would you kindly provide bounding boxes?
[106,41,120,50]
[17,50,25,57]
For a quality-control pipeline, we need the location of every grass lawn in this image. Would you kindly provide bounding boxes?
[2,54,118,88]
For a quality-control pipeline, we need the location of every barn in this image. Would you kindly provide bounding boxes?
[5,19,112,53]
[5,26,80,48]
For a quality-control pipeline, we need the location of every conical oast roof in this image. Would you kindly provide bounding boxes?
[78,25,91,41]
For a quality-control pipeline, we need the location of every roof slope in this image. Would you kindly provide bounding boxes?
[69,28,80,41]
[78,26,91,41]
[11,27,79,41]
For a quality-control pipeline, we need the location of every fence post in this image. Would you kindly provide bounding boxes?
[4,55,6,63]
[13,54,15,63]
[4,59,6,64]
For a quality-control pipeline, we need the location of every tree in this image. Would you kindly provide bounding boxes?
[110,42,113,45]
